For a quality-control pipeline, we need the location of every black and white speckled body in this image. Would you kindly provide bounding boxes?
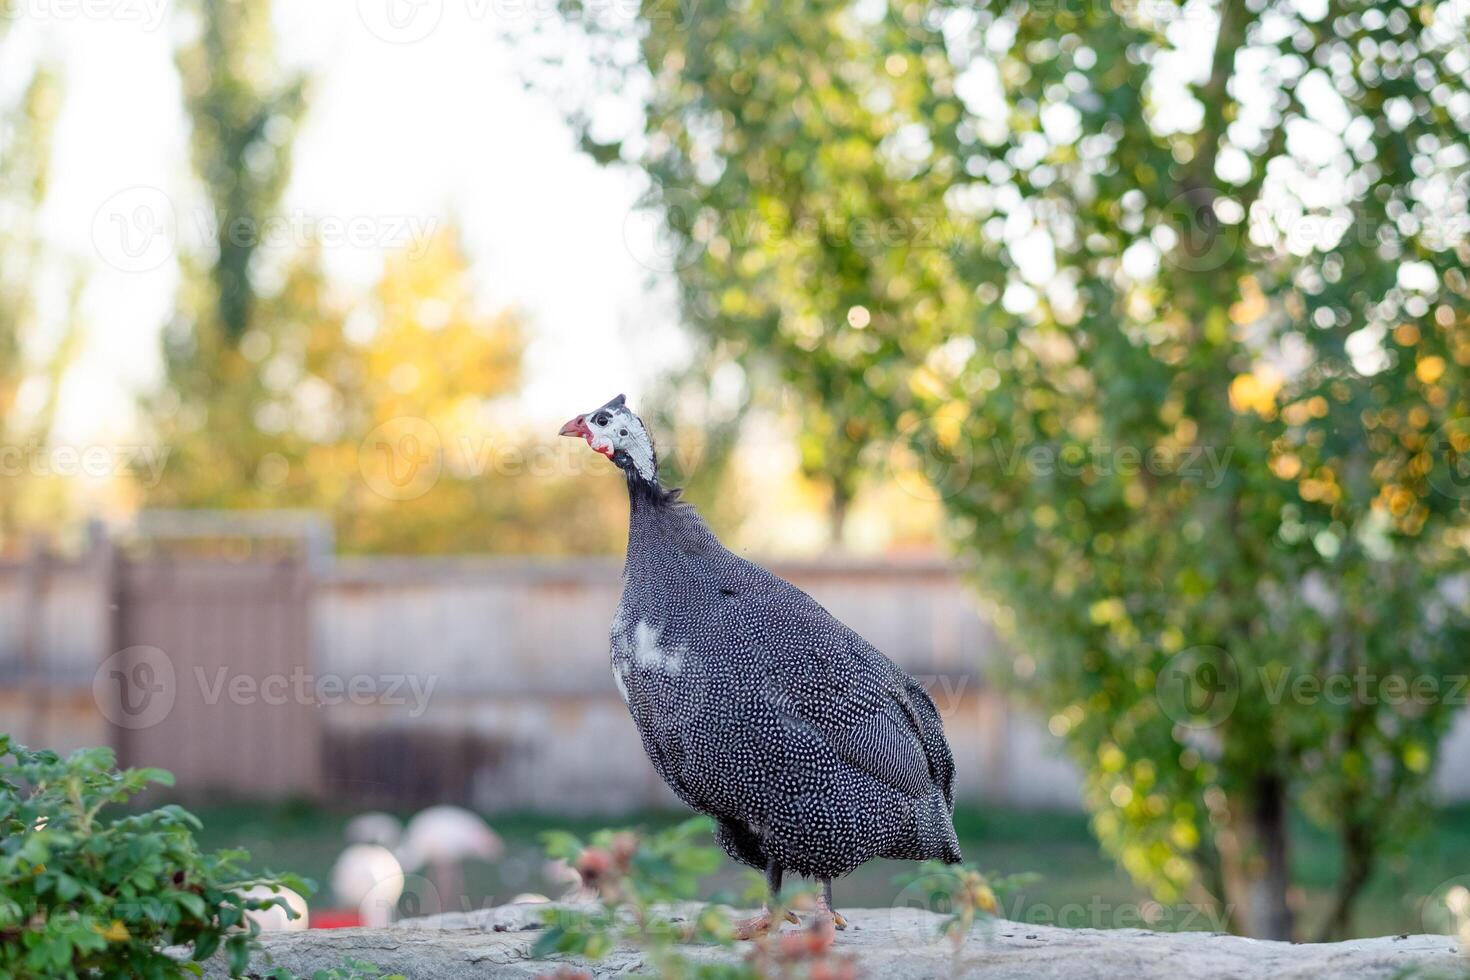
[565,395,961,883]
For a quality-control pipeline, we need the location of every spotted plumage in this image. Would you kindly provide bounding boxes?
[561,395,962,924]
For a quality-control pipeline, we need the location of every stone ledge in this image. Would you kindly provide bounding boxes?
[210,902,1467,979]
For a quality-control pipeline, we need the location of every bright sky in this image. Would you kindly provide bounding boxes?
[9,0,682,447]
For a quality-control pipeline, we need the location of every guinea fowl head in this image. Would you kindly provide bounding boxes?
[559,393,660,487]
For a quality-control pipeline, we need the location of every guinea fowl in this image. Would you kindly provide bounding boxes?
[559,394,962,935]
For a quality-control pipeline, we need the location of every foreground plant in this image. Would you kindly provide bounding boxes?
[894,862,1036,949]
[534,816,860,979]
[0,736,310,979]
[532,818,1023,978]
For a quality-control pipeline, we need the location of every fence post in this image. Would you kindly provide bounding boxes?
[87,520,127,765]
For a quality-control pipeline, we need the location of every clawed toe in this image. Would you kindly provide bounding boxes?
[813,910,847,932]
[735,909,780,940]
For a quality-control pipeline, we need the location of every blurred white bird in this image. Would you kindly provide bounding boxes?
[239,884,309,932]
[331,843,405,928]
[510,893,551,904]
[397,805,503,911]
[543,858,594,901]
[345,812,403,849]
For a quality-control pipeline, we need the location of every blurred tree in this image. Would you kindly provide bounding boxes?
[546,0,1470,940]
[144,0,307,511]
[144,226,623,554]
[174,0,306,344]
[0,23,85,546]
[151,1,621,553]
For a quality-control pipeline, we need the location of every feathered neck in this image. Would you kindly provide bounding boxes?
[623,462,681,511]
[623,460,718,562]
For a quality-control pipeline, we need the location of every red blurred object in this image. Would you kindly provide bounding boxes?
[311,909,363,929]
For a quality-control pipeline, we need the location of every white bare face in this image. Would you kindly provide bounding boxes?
[565,395,658,483]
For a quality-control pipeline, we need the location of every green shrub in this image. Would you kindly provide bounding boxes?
[0,736,311,979]
[533,816,1022,978]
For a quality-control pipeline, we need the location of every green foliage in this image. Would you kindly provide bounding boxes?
[152,1,618,555]
[0,25,86,545]
[530,817,1026,976]
[0,736,311,979]
[544,0,1470,940]
[534,817,739,973]
[175,0,307,343]
[894,861,1037,947]
[533,816,872,978]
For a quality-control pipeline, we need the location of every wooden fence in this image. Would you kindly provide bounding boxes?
[2,515,1467,812]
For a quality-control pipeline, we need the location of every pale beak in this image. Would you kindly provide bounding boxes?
[559,415,591,439]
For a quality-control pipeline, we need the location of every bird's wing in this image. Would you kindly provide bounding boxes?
[719,563,952,801]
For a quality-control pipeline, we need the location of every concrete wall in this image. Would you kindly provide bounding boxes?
[311,556,1081,812]
[2,522,1466,812]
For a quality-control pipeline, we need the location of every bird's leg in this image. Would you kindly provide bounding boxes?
[734,860,798,939]
[815,877,848,931]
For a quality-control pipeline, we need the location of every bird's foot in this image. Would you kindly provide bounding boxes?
[734,907,800,940]
[814,896,848,931]
[812,909,848,931]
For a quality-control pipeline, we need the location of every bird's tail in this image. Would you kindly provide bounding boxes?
[922,789,963,865]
